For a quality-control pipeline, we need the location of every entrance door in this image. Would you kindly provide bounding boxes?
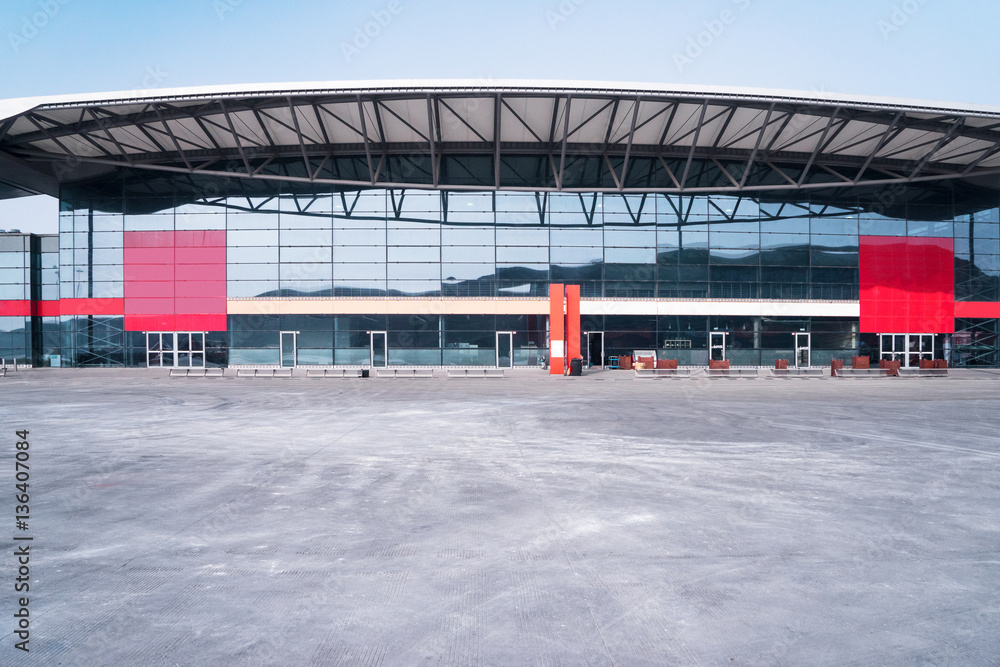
[709,332,727,361]
[794,332,811,368]
[146,332,174,368]
[586,331,604,368]
[880,334,906,365]
[370,331,387,368]
[146,332,205,368]
[496,331,513,368]
[176,332,205,367]
[880,333,933,367]
[909,334,934,367]
[280,331,297,368]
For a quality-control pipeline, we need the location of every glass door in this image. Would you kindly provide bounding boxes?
[370,331,387,368]
[586,331,604,368]
[147,332,204,368]
[146,332,173,368]
[794,332,811,368]
[909,334,934,367]
[880,334,906,364]
[496,331,513,368]
[709,332,727,361]
[280,331,297,368]
[177,332,205,367]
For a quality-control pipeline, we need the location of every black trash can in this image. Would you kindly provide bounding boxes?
[361,368,370,378]
[569,357,583,376]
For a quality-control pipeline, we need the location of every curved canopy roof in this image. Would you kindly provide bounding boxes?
[3,80,1000,200]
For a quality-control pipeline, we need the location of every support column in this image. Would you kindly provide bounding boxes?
[549,283,564,375]
[565,284,581,362]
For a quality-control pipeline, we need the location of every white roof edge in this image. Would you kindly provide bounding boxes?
[3,79,1000,121]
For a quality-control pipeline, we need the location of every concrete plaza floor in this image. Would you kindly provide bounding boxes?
[1,367,999,665]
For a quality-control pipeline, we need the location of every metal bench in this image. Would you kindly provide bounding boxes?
[375,368,435,379]
[705,368,759,379]
[633,368,693,379]
[898,368,949,378]
[447,368,506,378]
[235,368,293,378]
[305,368,364,378]
[769,368,825,378]
[833,368,891,378]
[168,368,225,378]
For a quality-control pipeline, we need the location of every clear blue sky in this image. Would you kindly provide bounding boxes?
[3,0,998,233]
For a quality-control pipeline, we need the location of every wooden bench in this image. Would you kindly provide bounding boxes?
[446,369,506,378]
[375,368,435,379]
[769,368,825,378]
[168,368,224,378]
[833,368,890,378]
[705,368,759,379]
[305,368,364,378]
[633,368,692,379]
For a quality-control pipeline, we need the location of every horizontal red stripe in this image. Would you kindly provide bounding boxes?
[954,301,1000,319]
[60,298,125,316]
[0,300,31,316]
[124,314,176,331]
[36,301,60,317]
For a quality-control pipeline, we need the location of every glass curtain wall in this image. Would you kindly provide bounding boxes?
[58,179,1000,367]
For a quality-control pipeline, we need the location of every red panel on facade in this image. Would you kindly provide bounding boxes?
[124,264,173,282]
[125,247,175,264]
[36,301,60,317]
[126,314,177,331]
[59,298,125,316]
[175,230,226,247]
[177,313,226,331]
[954,301,1000,318]
[124,231,175,247]
[123,230,226,332]
[859,236,955,333]
[126,281,174,298]
[549,283,564,375]
[565,284,581,361]
[0,300,31,316]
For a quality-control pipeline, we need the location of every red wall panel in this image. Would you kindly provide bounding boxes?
[565,284,581,361]
[123,231,226,332]
[954,301,1000,319]
[549,283,564,375]
[36,301,60,317]
[859,236,955,333]
[0,300,32,316]
[60,298,125,316]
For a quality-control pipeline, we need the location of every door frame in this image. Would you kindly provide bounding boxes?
[879,333,934,368]
[709,332,727,361]
[146,331,205,368]
[585,331,605,368]
[279,330,298,368]
[369,330,388,368]
[794,332,811,368]
[496,331,514,368]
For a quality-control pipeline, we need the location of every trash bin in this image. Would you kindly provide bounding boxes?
[569,357,583,376]
[361,368,370,378]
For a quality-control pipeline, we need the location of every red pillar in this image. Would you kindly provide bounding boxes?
[565,284,581,363]
[549,283,564,375]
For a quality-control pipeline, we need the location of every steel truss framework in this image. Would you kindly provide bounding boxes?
[5,83,1000,200]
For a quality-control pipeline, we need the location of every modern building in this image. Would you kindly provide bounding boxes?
[0,81,998,370]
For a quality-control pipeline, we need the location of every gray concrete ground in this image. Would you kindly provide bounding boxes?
[1,367,999,665]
